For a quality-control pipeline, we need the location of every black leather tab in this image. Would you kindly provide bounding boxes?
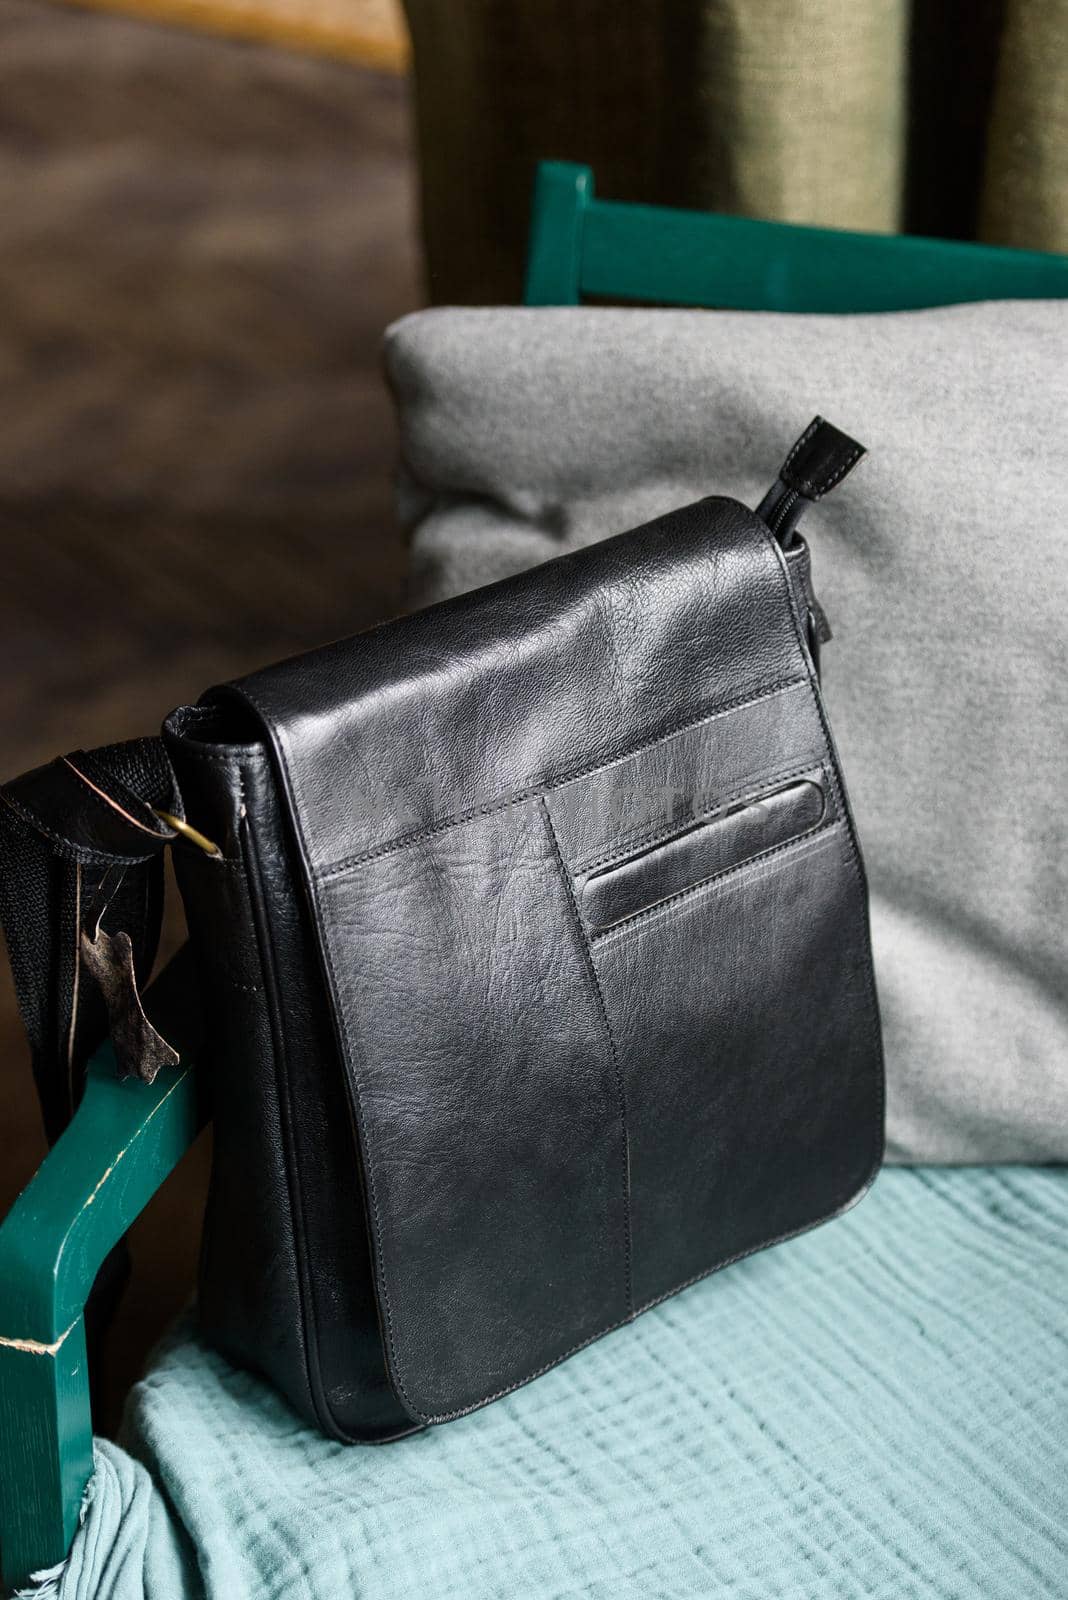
[756,416,866,549]
[779,417,865,500]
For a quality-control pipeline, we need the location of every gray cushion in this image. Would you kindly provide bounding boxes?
[383,303,1068,1164]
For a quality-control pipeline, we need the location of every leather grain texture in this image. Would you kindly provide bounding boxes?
[174,488,884,1435]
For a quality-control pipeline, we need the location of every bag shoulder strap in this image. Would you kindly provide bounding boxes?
[0,738,183,1141]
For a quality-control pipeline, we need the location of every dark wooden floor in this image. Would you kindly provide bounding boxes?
[0,0,419,1429]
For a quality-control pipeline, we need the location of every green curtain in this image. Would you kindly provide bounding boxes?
[401,0,1068,303]
[982,0,1068,248]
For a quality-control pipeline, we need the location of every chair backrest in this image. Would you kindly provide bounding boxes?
[523,161,1068,312]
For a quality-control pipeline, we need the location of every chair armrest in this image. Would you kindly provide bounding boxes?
[0,1044,203,1592]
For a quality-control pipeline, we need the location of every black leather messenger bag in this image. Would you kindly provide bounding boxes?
[0,418,884,1442]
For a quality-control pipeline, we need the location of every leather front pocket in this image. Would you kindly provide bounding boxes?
[553,742,880,1315]
[580,775,827,934]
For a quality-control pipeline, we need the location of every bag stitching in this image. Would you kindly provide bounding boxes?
[810,444,863,497]
[239,778,340,1437]
[541,798,633,1321]
[242,702,433,1428]
[0,787,147,869]
[314,859,426,1421]
[782,418,862,498]
[783,417,819,473]
[60,759,167,842]
[546,679,806,798]
[410,1160,882,1425]
[588,809,838,946]
[571,758,825,877]
[315,676,807,882]
[759,516,886,1161]
[168,742,270,768]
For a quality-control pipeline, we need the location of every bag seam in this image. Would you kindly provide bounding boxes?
[809,445,863,497]
[587,807,838,946]
[571,757,826,877]
[235,771,334,1436]
[541,797,633,1322]
[314,676,808,882]
[407,1155,882,1425]
[783,417,819,474]
[758,515,886,1161]
[0,788,147,869]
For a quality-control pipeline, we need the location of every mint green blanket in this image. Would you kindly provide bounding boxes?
[39,1168,1068,1599]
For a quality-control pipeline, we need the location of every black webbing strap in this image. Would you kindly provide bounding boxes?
[0,737,180,1143]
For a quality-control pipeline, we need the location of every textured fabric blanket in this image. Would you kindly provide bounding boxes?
[37,1167,1068,1599]
[385,302,1068,1164]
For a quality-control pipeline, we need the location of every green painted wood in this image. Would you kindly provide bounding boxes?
[525,161,1068,311]
[0,1045,200,1592]
[523,160,591,306]
[0,1321,91,1597]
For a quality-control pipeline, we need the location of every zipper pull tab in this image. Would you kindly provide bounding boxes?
[756,416,866,550]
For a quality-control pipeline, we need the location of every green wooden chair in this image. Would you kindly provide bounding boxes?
[2,157,1066,1594]
[524,160,1068,309]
